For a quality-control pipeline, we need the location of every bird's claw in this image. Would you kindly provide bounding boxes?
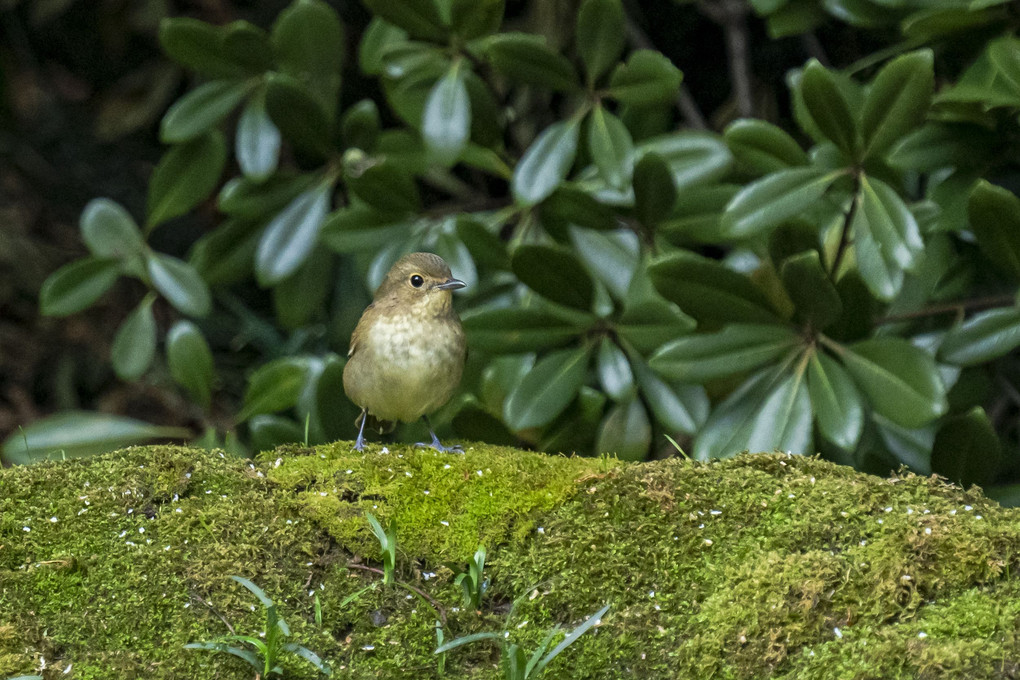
[415,439,464,454]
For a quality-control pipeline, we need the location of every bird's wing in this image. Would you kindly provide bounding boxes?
[347,303,374,357]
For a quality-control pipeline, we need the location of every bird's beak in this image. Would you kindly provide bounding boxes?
[436,278,466,291]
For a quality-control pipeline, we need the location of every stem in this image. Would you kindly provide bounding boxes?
[698,0,754,118]
[830,171,862,277]
[875,294,1016,325]
[346,563,448,624]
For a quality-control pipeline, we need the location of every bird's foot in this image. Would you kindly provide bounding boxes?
[353,433,366,452]
[415,432,463,453]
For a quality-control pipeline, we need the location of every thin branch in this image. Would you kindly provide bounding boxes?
[875,295,1016,325]
[801,32,830,68]
[699,0,754,118]
[189,590,237,635]
[830,172,862,277]
[346,562,447,624]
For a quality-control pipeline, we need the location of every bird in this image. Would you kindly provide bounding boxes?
[343,252,467,452]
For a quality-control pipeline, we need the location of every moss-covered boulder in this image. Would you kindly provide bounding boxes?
[2,443,1019,679]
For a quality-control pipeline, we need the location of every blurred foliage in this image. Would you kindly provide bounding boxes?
[5,0,1020,494]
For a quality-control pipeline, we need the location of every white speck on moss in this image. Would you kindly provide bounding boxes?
[918,632,927,639]
[703,539,713,546]
[423,490,430,495]
[443,464,451,469]
[22,526,30,532]
[884,506,892,512]
[516,620,528,629]
[537,527,545,534]
[381,447,389,454]
[274,459,282,468]
[698,524,705,529]
[976,515,983,520]
[950,509,957,515]
[320,492,327,496]
[649,591,655,598]
[362,645,375,651]
[50,517,58,523]
[440,520,449,526]
[965,505,973,511]
[907,508,914,515]
[710,510,722,515]
[924,527,932,535]
[834,627,842,639]
[175,508,182,513]
[346,469,353,474]
[476,470,483,476]
[138,527,145,534]
[405,471,412,477]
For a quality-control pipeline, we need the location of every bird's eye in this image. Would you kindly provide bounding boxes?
[410,274,424,288]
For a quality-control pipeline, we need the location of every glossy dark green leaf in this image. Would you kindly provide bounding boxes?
[597,338,635,400]
[79,198,145,261]
[147,253,211,317]
[361,0,446,41]
[855,174,924,272]
[512,244,594,311]
[166,320,215,409]
[462,307,581,353]
[219,173,318,218]
[807,351,863,451]
[607,50,683,106]
[503,346,592,430]
[273,248,332,329]
[249,414,305,451]
[587,104,634,190]
[939,307,1020,366]
[648,250,780,324]
[236,95,281,182]
[345,159,420,215]
[762,0,825,38]
[158,17,246,78]
[649,323,799,382]
[540,187,616,234]
[860,49,933,161]
[160,80,250,144]
[456,217,509,270]
[724,119,808,174]
[967,180,1020,279]
[576,0,625,84]
[111,297,156,381]
[631,358,706,435]
[659,184,740,243]
[888,123,997,172]
[799,60,858,156]
[238,357,311,422]
[843,338,948,428]
[451,0,504,39]
[264,74,333,157]
[853,222,902,301]
[721,167,840,239]
[596,398,650,460]
[39,257,120,317]
[1,411,189,465]
[481,33,578,91]
[512,119,581,206]
[633,151,676,226]
[931,407,1001,488]
[147,132,226,229]
[637,132,733,193]
[569,227,638,300]
[988,36,1020,95]
[617,298,696,354]
[780,250,841,329]
[256,183,331,287]
[359,18,408,76]
[222,20,274,73]
[341,99,382,151]
[693,366,812,460]
[422,62,471,165]
[271,0,344,116]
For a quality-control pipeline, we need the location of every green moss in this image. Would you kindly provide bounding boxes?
[2,445,1020,679]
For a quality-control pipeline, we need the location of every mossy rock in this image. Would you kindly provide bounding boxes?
[2,443,1019,679]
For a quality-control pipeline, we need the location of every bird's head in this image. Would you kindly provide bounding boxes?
[374,252,465,314]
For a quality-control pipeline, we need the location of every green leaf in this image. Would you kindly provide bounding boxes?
[39,257,120,317]
[512,244,594,311]
[939,307,1020,366]
[456,217,509,270]
[159,80,250,144]
[79,199,145,261]
[569,227,638,300]
[607,50,683,106]
[888,123,997,172]
[540,187,616,234]
[480,33,578,91]
[659,184,740,243]
[1,411,189,465]
[512,119,581,206]
[799,60,858,156]
[856,174,924,271]
[693,366,812,460]
[255,183,331,287]
[721,167,840,239]
[271,0,344,116]
[147,253,211,317]
[345,158,420,215]
[576,0,625,84]
[222,21,274,73]
[587,104,634,190]
[596,398,650,460]
[236,95,281,182]
[631,358,706,435]
[166,320,215,409]
[988,36,1020,95]
[422,61,471,165]
[648,250,781,324]
[533,604,611,675]
[462,307,582,353]
[860,49,933,160]
[931,407,1001,488]
[843,338,948,428]
[249,414,304,451]
[341,99,382,150]
[359,18,408,76]
[597,338,635,400]
[450,0,503,39]
[238,357,311,422]
[361,0,446,41]
[158,17,247,78]
[219,173,318,218]
[649,323,800,382]
[967,180,1020,279]
[147,131,227,229]
[633,151,676,226]
[617,298,696,354]
[273,248,332,329]
[780,250,841,329]
[504,346,593,430]
[264,73,333,157]
[111,297,157,381]
[636,132,733,193]
[724,118,808,174]
[807,351,863,451]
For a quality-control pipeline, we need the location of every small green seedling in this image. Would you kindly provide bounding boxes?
[435,603,609,680]
[366,511,397,585]
[453,544,489,609]
[435,620,447,677]
[185,576,331,678]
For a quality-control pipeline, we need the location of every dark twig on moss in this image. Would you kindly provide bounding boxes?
[346,562,448,624]
[189,590,236,635]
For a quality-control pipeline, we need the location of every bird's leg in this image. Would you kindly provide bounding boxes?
[353,409,368,451]
[416,415,463,453]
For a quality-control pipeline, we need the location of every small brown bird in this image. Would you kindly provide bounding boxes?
[343,252,467,452]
